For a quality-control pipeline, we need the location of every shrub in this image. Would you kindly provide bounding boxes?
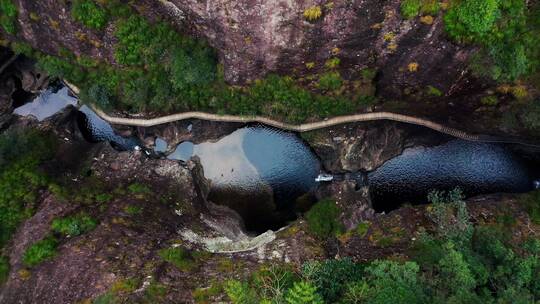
[252,264,298,302]
[521,101,540,131]
[302,258,363,302]
[285,281,323,304]
[401,0,422,19]
[463,0,539,82]
[436,241,477,299]
[84,84,113,110]
[342,281,370,304]
[143,281,167,302]
[193,281,223,303]
[356,221,370,237]
[408,62,419,72]
[420,0,440,15]
[305,199,343,238]
[23,236,58,267]
[317,72,342,91]
[124,205,143,215]
[0,0,17,34]
[444,0,500,42]
[51,213,98,237]
[0,255,8,284]
[303,6,322,21]
[225,280,258,304]
[0,130,56,248]
[401,0,439,19]
[128,183,151,195]
[158,247,197,271]
[426,188,472,244]
[114,15,154,66]
[362,260,426,304]
[169,46,217,91]
[520,190,540,224]
[71,0,108,30]
[10,41,34,57]
[324,57,340,69]
[426,85,443,97]
[95,193,113,203]
[480,95,498,106]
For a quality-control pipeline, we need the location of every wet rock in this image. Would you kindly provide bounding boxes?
[140,120,241,149]
[317,178,374,230]
[306,121,406,173]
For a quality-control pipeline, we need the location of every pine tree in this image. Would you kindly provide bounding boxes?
[285,281,323,304]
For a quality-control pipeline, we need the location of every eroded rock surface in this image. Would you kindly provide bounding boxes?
[12,0,474,99]
[304,121,407,173]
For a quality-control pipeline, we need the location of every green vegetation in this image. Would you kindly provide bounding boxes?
[521,101,540,131]
[324,57,340,69]
[93,278,141,304]
[356,221,371,237]
[444,0,499,41]
[124,205,143,215]
[227,189,540,303]
[400,0,440,19]
[303,6,322,21]
[520,190,540,224]
[71,0,108,30]
[142,281,167,303]
[22,236,58,267]
[318,72,343,91]
[51,213,98,237]
[445,0,539,82]
[305,199,343,239]
[285,281,323,303]
[128,183,151,195]
[158,247,197,271]
[10,1,367,123]
[0,0,17,34]
[0,129,56,248]
[193,281,223,303]
[0,255,8,284]
[480,95,498,106]
[426,85,443,97]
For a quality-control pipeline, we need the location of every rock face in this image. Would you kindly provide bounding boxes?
[304,121,407,173]
[12,0,473,98]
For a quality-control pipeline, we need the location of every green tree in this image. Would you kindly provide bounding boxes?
[363,260,426,304]
[436,242,477,301]
[305,199,343,239]
[225,280,258,304]
[285,281,323,304]
[71,0,108,30]
[444,0,500,42]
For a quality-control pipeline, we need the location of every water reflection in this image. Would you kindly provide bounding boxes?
[369,140,538,212]
[77,105,141,151]
[14,87,77,121]
[168,126,320,231]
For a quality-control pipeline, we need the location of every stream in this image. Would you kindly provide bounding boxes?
[12,85,540,231]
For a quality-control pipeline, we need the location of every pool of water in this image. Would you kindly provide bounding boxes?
[76,105,141,151]
[14,86,77,121]
[15,85,540,231]
[168,126,321,231]
[369,140,539,212]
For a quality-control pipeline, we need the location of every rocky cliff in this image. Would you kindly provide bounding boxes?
[9,0,472,98]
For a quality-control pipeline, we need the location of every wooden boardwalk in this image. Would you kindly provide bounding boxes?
[64,80,539,147]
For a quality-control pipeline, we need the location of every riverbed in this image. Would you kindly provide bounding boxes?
[13,85,540,231]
